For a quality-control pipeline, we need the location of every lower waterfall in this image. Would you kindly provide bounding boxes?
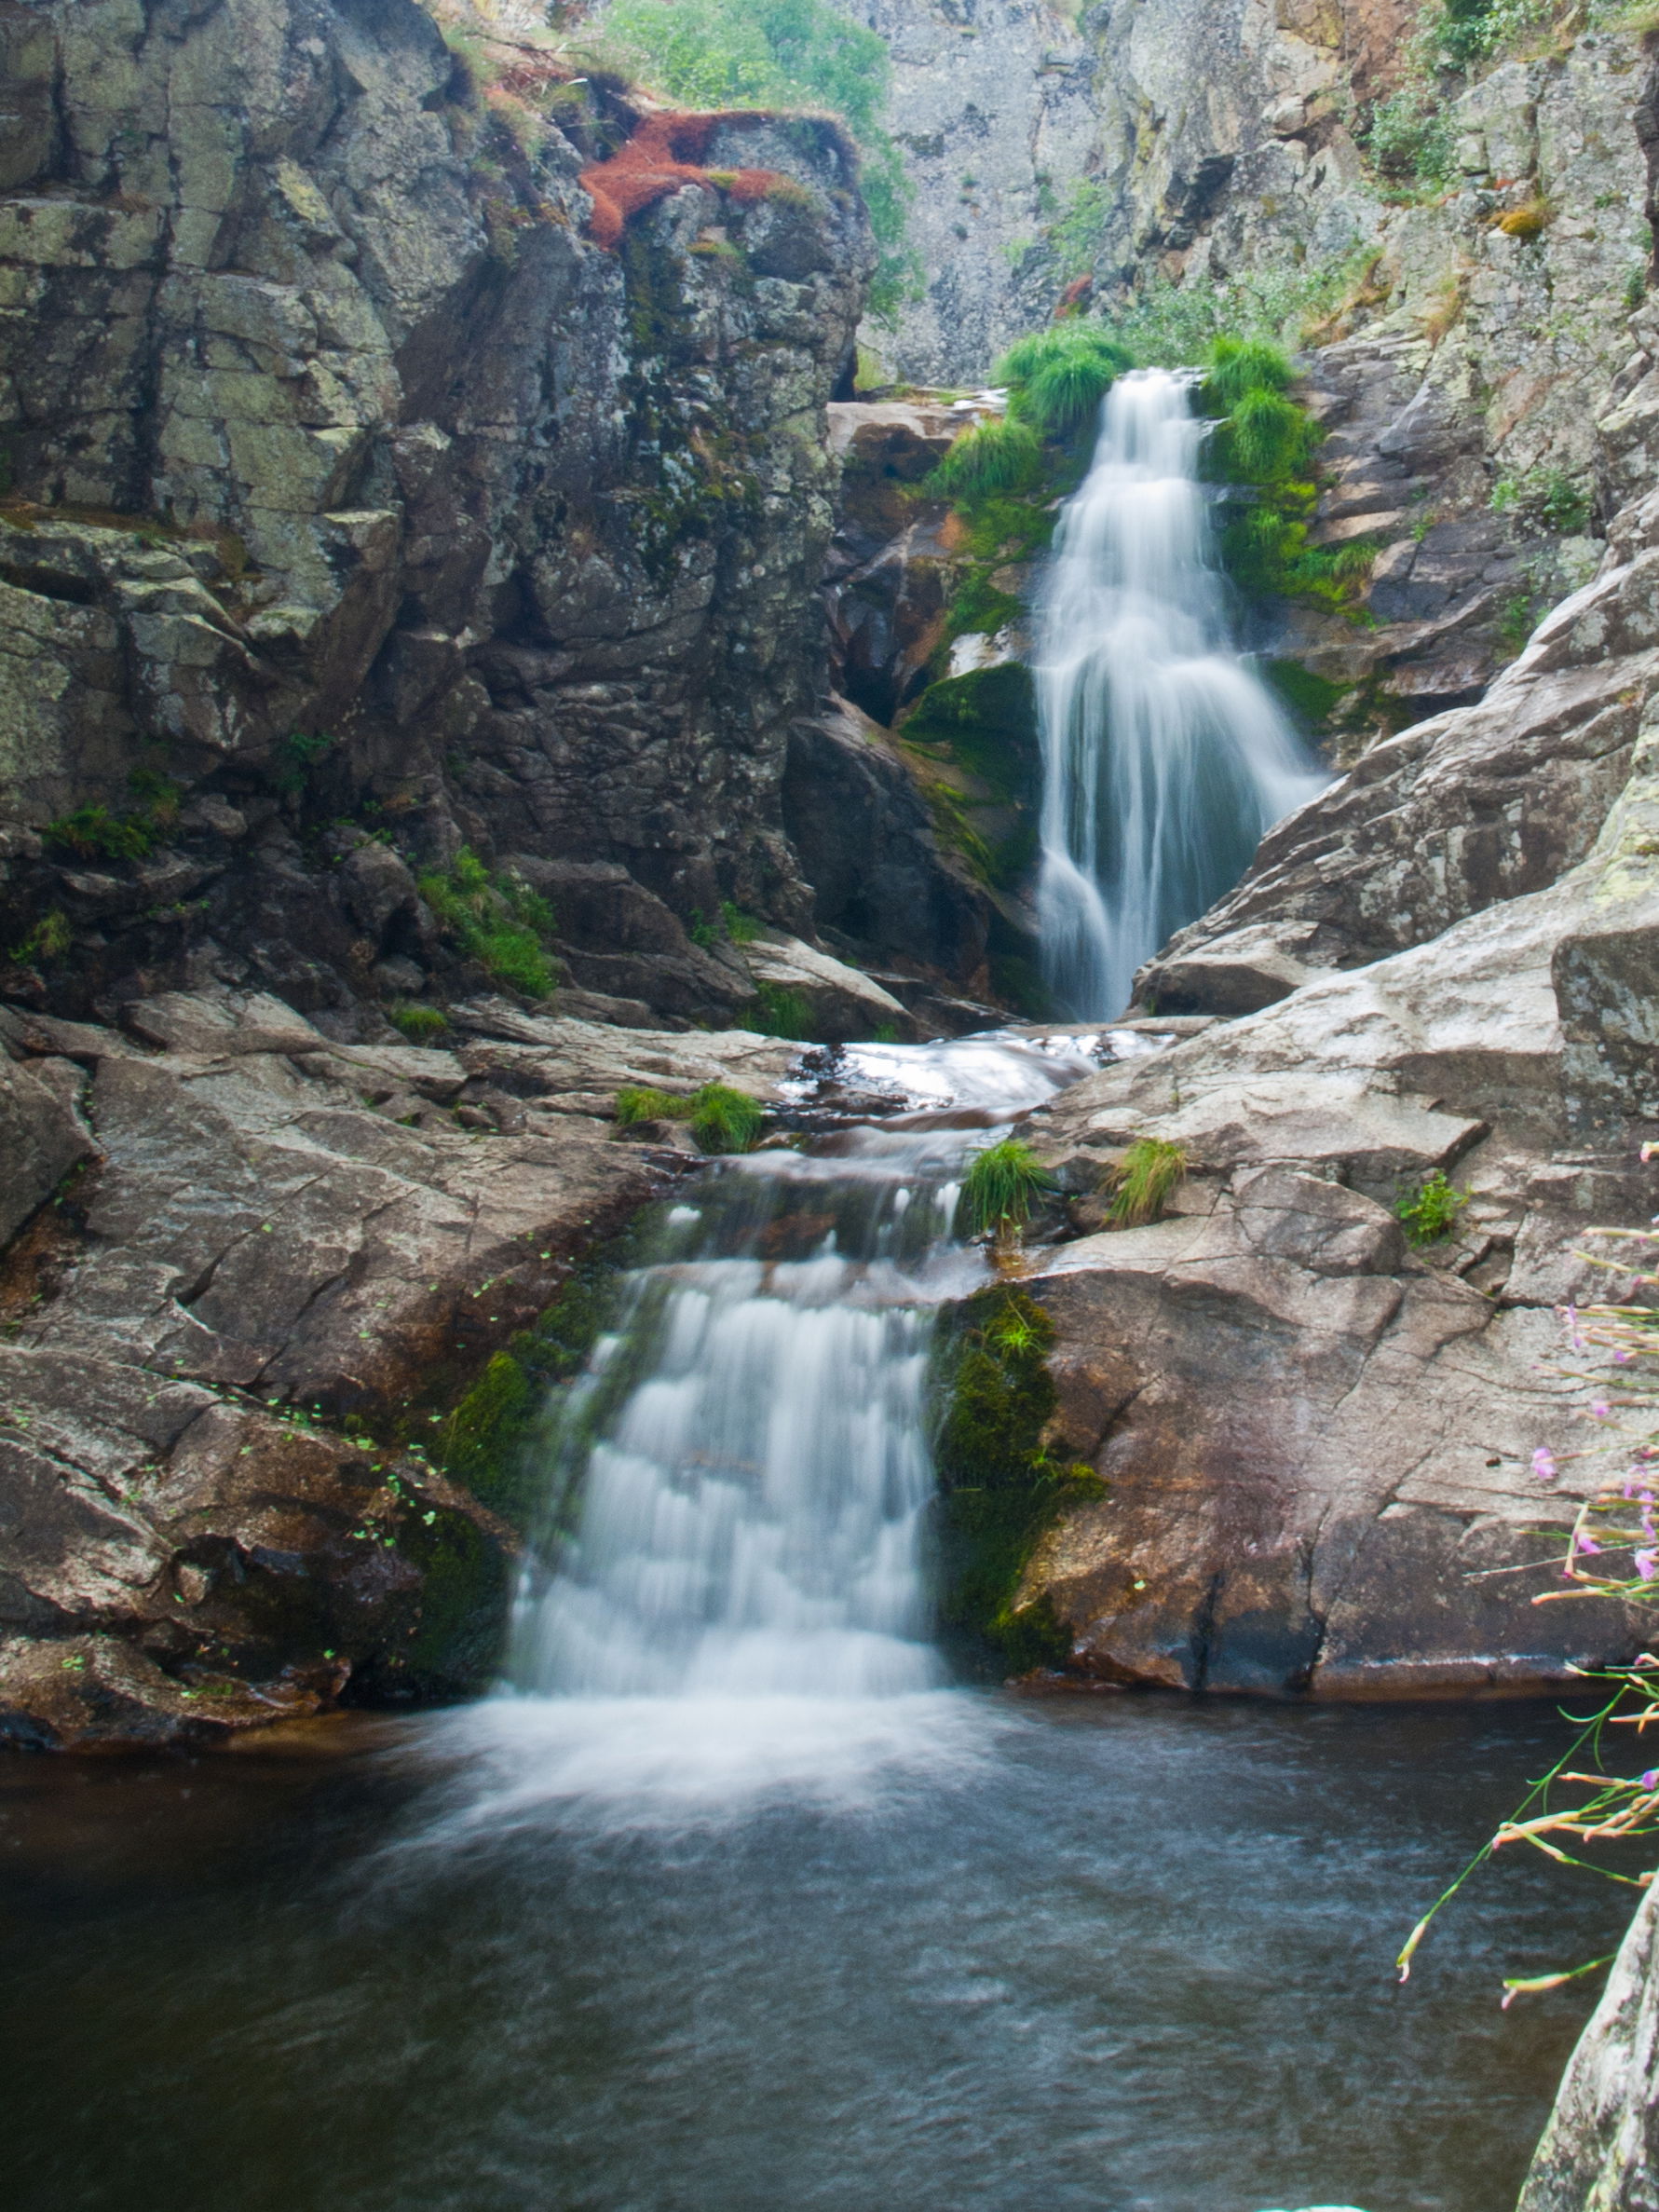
[471,1032,1100,1817]
[1035,368,1327,1019]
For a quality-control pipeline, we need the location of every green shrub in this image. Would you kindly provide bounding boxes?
[388,1002,449,1044]
[614,1081,764,1153]
[1102,1138,1188,1227]
[1491,466,1592,535]
[1394,1168,1472,1246]
[272,729,338,796]
[11,907,72,964]
[957,1138,1055,1241]
[927,416,1045,503]
[748,980,814,1040]
[42,804,156,861]
[688,1082,765,1154]
[1202,335,1294,411]
[718,899,765,944]
[614,1085,692,1125]
[1366,85,1456,191]
[417,847,558,1000]
[998,324,1134,442]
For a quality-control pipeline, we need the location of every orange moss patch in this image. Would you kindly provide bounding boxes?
[578,110,791,250]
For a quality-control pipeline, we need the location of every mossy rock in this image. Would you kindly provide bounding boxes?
[931,1284,1103,1674]
[899,662,1040,807]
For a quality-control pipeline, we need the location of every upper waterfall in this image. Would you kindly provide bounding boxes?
[1034,369,1327,1019]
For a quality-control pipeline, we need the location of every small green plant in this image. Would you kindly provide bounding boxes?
[1365,84,1455,193]
[957,1138,1056,1241]
[748,981,814,1041]
[272,729,338,797]
[688,1082,766,1154]
[999,323,1135,442]
[1495,587,1543,658]
[1490,466,1592,535]
[1394,1168,1471,1246]
[417,847,558,1000]
[1102,1138,1188,1227]
[10,907,72,963]
[42,803,157,861]
[928,416,1046,503]
[718,899,765,945]
[614,1085,689,1126]
[614,1082,764,1153]
[388,1002,449,1044]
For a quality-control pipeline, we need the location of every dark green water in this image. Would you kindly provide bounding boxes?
[0,1692,1635,2212]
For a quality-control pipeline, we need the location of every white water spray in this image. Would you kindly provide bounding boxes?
[1035,369,1326,1018]
[467,1036,1098,1820]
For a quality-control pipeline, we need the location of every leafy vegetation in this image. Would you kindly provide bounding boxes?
[614,1079,766,1153]
[957,1138,1056,1242]
[1398,1231,1659,2000]
[388,1002,450,1044]
[999,323,1135,443]
[595,0,917,317]
[1101,1138,1189,1228]
[416,846,559,999]
[927,416,1045,504]
[931,1285,1104,1673]
[1491,465,1593,535]
[747,980,814,1041]
[10,907,72,965]
[1394,1168,1472,1246]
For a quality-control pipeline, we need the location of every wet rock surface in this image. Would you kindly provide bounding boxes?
[0,987,798,1747]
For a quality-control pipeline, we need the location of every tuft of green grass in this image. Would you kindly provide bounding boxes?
[614,1086,689,1126]
[1394,1168,1471,1247]
[614,1082,765,1154]
[417,847,558,1001]
[998,324,1134,442]
[1102,1138,1188,1227]
[747,981,814,1041]
[718,899,765,944]
[1202,335,1294,412]
[928,416,1046,503]
[42,803,157,861]
[957,1138,1056,1241]
[689,1083,765,1154]
[388,1002,449,1045]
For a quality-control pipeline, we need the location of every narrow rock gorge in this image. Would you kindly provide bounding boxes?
[4,0,1659,2202]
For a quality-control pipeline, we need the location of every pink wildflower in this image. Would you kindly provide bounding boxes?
[1577,1534,1603,1554]
[1532,1448,1559,1484]
[1591,1401,1611,1420]
[1636,1549,1659,1582]
[1643,1769,1659,1790]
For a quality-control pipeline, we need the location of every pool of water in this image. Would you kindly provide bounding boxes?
[0,1690,1634,2212]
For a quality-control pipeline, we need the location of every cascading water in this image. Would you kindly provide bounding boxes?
[1035,368,1327,1018]
[466,1033,1105,1819]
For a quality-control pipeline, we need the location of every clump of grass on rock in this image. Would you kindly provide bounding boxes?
[1101,1137,1188,1227]
[614,1082,765,1154]
[957,1138,1055,1242]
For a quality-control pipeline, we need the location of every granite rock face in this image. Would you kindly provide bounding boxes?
[1519,1881,1659,2212]
[0,985,798,1747]
[1009,479,1659,1698]
[0,0,874,1029]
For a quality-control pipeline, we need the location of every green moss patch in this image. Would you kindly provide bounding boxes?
[931,1285,1103,1673]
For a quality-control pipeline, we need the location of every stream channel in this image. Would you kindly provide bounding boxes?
[1,375,1634,2212]
[0,1030,1639,2212]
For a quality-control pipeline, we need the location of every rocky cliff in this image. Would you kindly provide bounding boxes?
[0,0,892,1030]
[0,0,951,1746]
